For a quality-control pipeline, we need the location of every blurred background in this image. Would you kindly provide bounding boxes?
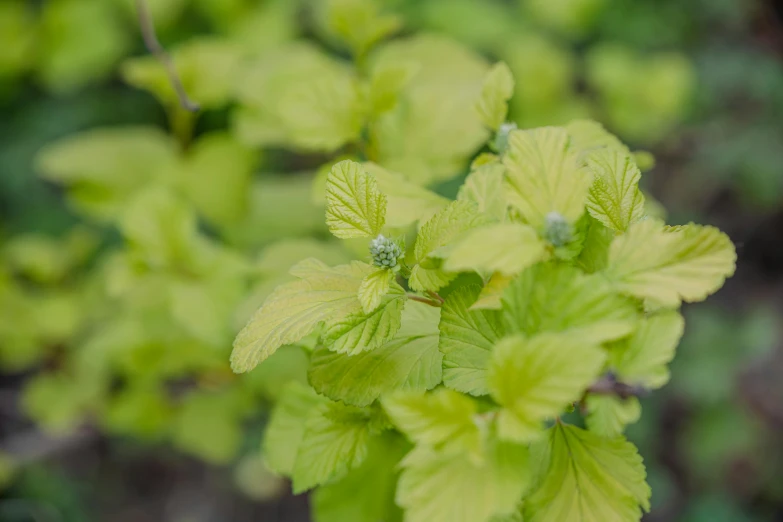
[0,0,781,521]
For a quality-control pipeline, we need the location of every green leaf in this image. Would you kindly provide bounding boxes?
[439,285,503,396]
[323,281,406,355]
[358,268,394,313]
[232,260,371,373]
[383,388,481,456]
[172,389,251,464]
[175,132,255,227]
[397,440,531,522]
[120,187,199,272]
[368,60,419,116]
[309,302,442,407]
[278,70,366,152]
[585,396,642,438]
[471,273,513,310]
[409,200,485,292]
[444,223,547,276]
[584,149,645,233]
[605,220,737,307]
[608,310,685,389]
[36,126,178,220]
[525,424,651,522]
[292,401,374,493]
[312,433,408,522]
[488,333,606,442]
[326,160,387,239]
[565,119,631,159]
[457,163,508,222]
[364,162,448,228]
[502,263,638,345]
[503,127,593,230]
[576,216,615,273]
[476,62,515,131]
[322,0,401,57]
[122,38,240,109]
[370,35,490,184]
[264,382,328,476]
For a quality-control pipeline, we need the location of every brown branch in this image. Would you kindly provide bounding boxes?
[407,294,442,307]
[587,373,649,400]
[134,0,200,112]
[426,291,445,305]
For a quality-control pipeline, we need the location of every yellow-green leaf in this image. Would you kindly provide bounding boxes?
[584,149,645,233]
[525,424,651,522]
[503,127,593,229]
[358,268,394,313]
[489,334,606,442]
[605,220,737,307]
[585,395,642,438]
[608,310,685,389]
[325,160,387,239]
[476,62,515,131]
[444,223,547,276]
[439,285,503,396]
[231,260,371,373]
[502,263,638,345]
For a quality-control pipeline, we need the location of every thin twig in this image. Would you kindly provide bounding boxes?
[426,291,445,305]
[587,373,649,400]
[135,0,200,112]
[407,294,442,307]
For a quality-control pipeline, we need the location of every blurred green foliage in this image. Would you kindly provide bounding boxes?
[0,0,781,520]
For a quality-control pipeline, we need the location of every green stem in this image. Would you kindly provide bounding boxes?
[407,294,442,307]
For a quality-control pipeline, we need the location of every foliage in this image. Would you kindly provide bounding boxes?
[233,54,736,519]
[0,0,773,520]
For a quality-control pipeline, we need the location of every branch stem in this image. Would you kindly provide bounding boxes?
[135,0,200,112]
[407,294,442,307]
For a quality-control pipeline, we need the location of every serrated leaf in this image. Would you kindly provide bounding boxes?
[232,260,371,372]
[279,71,365,152]
[585,395,642,438]
[397,440,530,522]
[173,389,251,464]
[175,132,255,227]
[525,424,650,522]
[120,187,199,272]
[584,149,645,233]
[471,273,513,310]
[323,282,406,355]
[326,160,387,239]
[502,263,638,345]
[409,200,485,292]
[458,163,508,222]
[605,220,737,307]
[364,162,448,228]
[35,126,178,220]
[383,388,481,456]
[264,383,328,476]
[503,127,593,230]
[369,60,419,116]
[476,62,515,130]
[576,216,615,273]
[489,334,606,442]
[444,223,547,276]
[358,268,393,313]
[439,285,503,396]
[323,0,401,57]
[310,302,442,406]
[292,401,374,493]
[312,433,408,522]
[608,310,685,389]
[565,119,631,159]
